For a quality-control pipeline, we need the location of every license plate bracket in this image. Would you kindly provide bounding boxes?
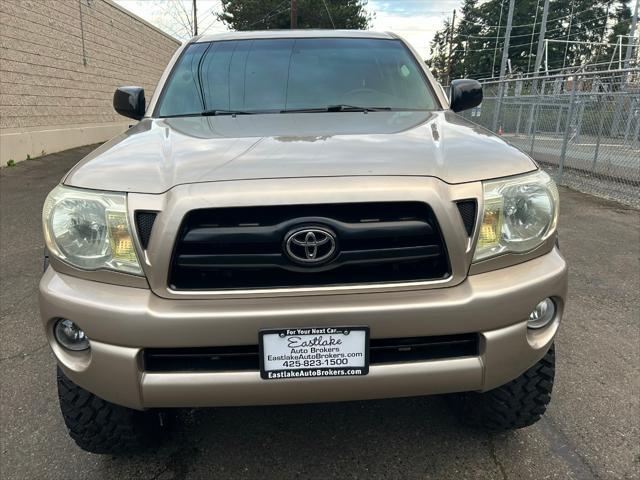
[259,326,369,380]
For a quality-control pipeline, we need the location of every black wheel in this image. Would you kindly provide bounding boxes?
[452,344,555,431]
[57,366,163,454]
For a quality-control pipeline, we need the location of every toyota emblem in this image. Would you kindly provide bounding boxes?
[284,227,337,265]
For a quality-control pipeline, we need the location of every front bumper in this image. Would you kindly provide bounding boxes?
[39,248,567,410]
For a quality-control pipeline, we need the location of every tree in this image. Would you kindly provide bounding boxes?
[428,0,634,83]
[450,0,483,79]
[604,0,633,64]
[545,0,608,71]
[146,0,197,39]
[426,21,451,78]
[217,0,372,31]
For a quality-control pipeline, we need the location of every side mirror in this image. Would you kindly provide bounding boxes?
[113,86,145,120]
[450,79,482,113]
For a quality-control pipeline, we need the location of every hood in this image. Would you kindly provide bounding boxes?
[64,111,536,194]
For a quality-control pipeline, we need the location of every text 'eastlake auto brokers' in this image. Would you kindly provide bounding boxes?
[260,327,369,379]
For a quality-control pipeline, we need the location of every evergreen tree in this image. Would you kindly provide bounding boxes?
[450,0,483,79]
[426,20,452,80]
[427,0,633,83]
[604,0,633,64]
[217,0,372,31]
[545,0,608,70]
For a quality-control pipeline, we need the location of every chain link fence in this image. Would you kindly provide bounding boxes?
[459,67,640,207]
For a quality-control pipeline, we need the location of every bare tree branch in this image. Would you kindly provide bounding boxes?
[174,0,194,34]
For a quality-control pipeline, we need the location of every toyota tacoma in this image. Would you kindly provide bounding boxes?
[40,31,567,453]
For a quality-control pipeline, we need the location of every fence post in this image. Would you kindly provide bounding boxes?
[515,104,523,135]
[575,101,585,143]
[530,103,538,155]
[492,83,504,133]
[632,97,640,149]
[526,80,540,135]
[558,75,579,182]
[555,106,563,134]
[623,100,634,143]
[591,100,606,171]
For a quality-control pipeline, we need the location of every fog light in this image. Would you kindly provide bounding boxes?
[528,298,556,329]
[54,319,90,351]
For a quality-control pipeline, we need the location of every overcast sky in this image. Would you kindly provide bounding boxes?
[113,0,462,59]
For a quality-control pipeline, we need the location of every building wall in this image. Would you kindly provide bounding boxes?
[0,0,180,165]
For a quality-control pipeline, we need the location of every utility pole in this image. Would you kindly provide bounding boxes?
[290,0,297,29]
[527,0,548,136]
[192,0,197,35]
[492,0,515,132]
[532,0,549,76]
[597,1,612,63]
[498,0,515,83]
[623,0,639,68]
[562,0,575,69]
[612,0,639,135]
[526,0,541,74]
[446,9,456,86]
[492,0,505,78]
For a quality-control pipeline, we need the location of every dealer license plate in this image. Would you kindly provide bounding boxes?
[259,326,369,380]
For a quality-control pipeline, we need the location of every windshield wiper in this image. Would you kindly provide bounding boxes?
[280,105,392,113]
[328,104,391,112]
[200,109,255,116]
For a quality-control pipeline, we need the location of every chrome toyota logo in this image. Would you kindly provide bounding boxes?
[285,227,336,264]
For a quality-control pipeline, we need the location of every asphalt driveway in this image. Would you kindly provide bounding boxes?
[1,146,638,479]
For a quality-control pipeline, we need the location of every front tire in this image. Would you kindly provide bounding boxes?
[57,367,163,454]
[453,344,555,431]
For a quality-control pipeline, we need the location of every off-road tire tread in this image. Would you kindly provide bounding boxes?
[456,344,555,431]
[57,367,160,454]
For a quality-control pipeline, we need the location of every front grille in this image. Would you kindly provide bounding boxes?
[169,202,450,290]
[143,334,479,373]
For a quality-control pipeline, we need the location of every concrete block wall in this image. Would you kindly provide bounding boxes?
[0,0,180,165]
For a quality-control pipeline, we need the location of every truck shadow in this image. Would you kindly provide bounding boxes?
[108,395,506,479]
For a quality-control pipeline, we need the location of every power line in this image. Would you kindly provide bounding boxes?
[197,7,215,25]
[196,1,225,36]
[455,5,611,29]
[198,18,219,35]
[451,35,597,53]
[466,56,638,81]
[452,17,615,53]
[321,0,336,29]
[457,12,611,41]
[245,0,289,29]
[450,35,624,55]
[174,0,193,34]
[461,47,636,80]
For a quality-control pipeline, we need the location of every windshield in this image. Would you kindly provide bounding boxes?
[156,38,438,117]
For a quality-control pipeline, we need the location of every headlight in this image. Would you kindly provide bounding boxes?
[43,185,142,275]
[473,170,559,262]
